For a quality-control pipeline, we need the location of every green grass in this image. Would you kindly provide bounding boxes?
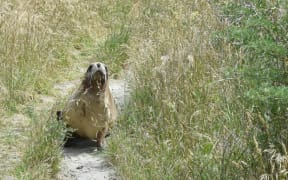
[14,107,67,179]
[0,0,125,178]
[108,1,231,179]
[95,27,130,75]
[219,1,288,178]
[107,0,288,179]
[1,0,287,179]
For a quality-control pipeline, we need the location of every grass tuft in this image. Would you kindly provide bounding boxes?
[95,27,130,74]
[14,107,66,179]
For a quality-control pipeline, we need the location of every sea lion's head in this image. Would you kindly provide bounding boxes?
[82,62,109,92]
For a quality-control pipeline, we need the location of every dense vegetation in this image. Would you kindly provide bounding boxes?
[221,1,288,178]
[108,0,288,179]
[0,0,287,179]
[0,0,127,178]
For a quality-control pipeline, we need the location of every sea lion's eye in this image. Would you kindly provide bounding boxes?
[105,66,108,79]
[87,64,93,73]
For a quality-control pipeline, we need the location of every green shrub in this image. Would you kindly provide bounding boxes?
[221,0,288,178]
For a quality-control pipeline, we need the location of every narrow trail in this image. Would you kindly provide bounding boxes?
[53,77,129,180]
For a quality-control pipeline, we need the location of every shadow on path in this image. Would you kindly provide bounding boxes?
[57,79,128,180]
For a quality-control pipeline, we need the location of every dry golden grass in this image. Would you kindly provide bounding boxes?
[1,0,287,179]
[0,0,111,178]
[107,0,288,179]
[108,1,231,179]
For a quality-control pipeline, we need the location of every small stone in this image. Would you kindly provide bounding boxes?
[76,165,84,169]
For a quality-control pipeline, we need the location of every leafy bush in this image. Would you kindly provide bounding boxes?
[221,0,288,178]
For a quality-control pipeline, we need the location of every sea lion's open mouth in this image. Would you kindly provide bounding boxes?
[93,71,106,90]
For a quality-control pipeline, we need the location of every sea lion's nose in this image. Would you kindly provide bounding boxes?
[97,63,101,68]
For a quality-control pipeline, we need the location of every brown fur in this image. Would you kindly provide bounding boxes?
[62,62,117,148]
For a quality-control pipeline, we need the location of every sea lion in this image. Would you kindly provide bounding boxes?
[59,62,117,148]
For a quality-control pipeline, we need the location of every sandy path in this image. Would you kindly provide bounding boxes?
[55,79,129,180]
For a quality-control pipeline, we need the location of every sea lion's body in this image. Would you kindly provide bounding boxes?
[62,62,117,147]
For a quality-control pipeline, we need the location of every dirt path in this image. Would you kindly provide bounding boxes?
[57,141,116,180]
[54,79,129,180]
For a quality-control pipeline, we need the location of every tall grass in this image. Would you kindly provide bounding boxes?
[220,1,288,178]
[1,0,286,179]
[0,0,105,110]
[108,0,288,179]
[93,0,134,75]
[14,106,67,179]
[0,0,112,178]
[108,1,232,179]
